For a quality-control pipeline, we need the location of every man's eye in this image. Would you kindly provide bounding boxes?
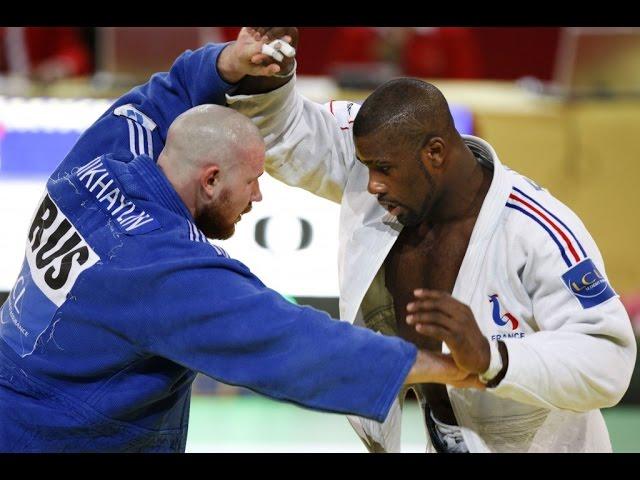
[378,166,390,173]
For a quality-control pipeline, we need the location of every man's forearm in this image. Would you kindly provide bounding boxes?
[217,44,295,93]
[235,66,295,95]
[216,42,245,85]
[406,350,485,389]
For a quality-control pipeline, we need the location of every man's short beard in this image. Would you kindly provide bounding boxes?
[397,209,421,227]
[195,189,236,240]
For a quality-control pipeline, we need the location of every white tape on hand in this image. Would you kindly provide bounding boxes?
[270,39,296,58]
[261,43,284,62]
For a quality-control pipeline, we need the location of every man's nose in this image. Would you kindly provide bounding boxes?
[367,172,387,196]
[252,181,263,203]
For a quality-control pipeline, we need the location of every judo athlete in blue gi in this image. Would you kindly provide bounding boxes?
[0,32,479,452]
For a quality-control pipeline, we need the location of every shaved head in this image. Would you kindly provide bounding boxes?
[353,78,456,151]
[353,79,466,227]
[159,104,263,189]
[158,104,265,239]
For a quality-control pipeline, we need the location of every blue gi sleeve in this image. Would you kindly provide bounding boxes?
[126,42,236,141]
[53,43,236,176]
[143,261,417,423]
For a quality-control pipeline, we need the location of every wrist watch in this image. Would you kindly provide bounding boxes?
[479,339,504,386]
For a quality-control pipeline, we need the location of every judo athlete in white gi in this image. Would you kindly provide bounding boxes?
[227,27,637,453]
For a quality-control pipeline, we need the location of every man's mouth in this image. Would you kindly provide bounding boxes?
[379,200,399,214]
[236,204,253,223]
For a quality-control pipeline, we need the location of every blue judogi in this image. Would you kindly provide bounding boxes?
[0,42,416,452]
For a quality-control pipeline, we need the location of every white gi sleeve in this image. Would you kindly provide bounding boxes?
[347,396,404,452]
[493,204,637,412]
[227,76,360,204]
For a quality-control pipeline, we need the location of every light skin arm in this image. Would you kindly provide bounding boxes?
[406,349,485,389]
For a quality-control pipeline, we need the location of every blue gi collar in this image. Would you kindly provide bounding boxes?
[127,154,195,222]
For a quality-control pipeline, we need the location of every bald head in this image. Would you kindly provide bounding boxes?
[353,78,456,151]
[157,104,265,240]
[158,104,264,188]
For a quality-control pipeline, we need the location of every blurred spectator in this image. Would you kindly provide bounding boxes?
[325,27,558,81]
[220,27,560,82]
[396,28,483,78]
[0,27,92,84]
[0,27,560,85]
[220,27,482,79]
[94,27,218,86]
[219,27,378,76]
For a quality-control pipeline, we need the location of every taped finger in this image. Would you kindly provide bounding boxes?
[261,43,284,62]
[269,39,296,57]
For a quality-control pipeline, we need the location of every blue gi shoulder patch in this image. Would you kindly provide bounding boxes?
[113,104,157,131]
[561,258,616,309]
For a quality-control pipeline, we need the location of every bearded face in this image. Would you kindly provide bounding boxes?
[196,188,254,240]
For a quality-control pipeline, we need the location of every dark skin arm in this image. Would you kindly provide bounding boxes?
[407,289,508,384]
[234,27,299,95]
[216,28,290,84]
[224,28,488,389]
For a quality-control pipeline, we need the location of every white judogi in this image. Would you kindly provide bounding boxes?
[227,77,636,452]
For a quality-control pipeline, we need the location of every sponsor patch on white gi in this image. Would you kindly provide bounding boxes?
[561,258,617,309]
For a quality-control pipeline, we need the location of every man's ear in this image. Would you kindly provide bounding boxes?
[420,137,447,170]
[201,165,220,198]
